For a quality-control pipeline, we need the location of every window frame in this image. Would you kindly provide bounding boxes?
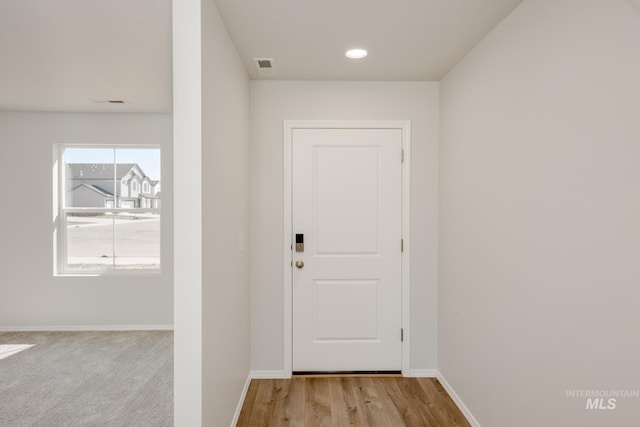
[54,144,162,276]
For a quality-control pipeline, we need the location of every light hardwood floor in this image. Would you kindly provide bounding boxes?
[237,376,471,426]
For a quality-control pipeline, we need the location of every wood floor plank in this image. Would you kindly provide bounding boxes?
[282,378,306,425]
[236,380,260,425]
[404,377,448,427]
[417,378,472,427]
[361,376,404,426]
[326,377,351,425]
[338,377,370,426]
[237,376,470,427]
[381,377,439,427]
[242,378,274,425]
[251,378,272,425]
[263,379,288,426]
[304,378,334,426]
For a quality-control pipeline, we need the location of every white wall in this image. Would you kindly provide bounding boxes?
[174,0,251,425]
[201,0,251,425]
[172,0,202,424]
[0,112,173,328]
[439,1,640,426]
[250,81,439,372]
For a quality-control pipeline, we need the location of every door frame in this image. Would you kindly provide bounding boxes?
[283,120,411,377]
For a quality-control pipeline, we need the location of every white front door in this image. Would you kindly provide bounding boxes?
[292,127,403,372]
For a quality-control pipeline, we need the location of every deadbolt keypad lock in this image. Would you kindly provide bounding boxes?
[296,233,304,252]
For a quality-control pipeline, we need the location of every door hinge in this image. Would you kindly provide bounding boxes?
[401,328,404,342]
[401,148,405,163]
[401,238,404,252]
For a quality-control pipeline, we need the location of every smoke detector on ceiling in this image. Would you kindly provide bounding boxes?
[253,58,278,76]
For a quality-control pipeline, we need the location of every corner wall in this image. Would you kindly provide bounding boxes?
[0,112,173,328]
[250,81,439,373]
[173,0,251,425]
[201,0,251,425]
[439,1,640,425]
[173,0,203,424]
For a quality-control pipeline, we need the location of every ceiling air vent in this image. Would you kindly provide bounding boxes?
[92,99,127,104]
[253,57,278,76]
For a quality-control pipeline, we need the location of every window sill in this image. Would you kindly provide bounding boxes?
[54,270,162,278]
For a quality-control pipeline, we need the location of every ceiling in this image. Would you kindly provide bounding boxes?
[215,0,525,81]
[0,0,524,113]
[0,0,173,113]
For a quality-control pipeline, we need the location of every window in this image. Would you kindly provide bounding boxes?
[56,146,161,274]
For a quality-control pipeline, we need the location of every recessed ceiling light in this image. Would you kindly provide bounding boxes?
[345,49,368,59]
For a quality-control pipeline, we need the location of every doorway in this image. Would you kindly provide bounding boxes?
[283,121,411,375]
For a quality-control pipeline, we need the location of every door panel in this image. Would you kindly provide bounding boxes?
[315,146,379,255]
[292,128,402,372]
[314,279,379,340]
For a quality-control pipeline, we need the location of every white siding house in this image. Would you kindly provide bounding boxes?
[66,163,160,208]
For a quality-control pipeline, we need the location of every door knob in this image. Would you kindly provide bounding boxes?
[295,260,304,269]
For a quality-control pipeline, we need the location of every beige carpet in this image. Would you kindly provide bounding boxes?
[0,330,173,427]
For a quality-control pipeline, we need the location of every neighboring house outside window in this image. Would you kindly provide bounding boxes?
[66,163,161,209]
[56,146,161,274]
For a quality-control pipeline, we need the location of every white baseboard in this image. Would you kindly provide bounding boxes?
[436,370,481,427]
[230,374,252,427]
[249,370,289,379]
[0,324,174,332]
[403,368,437,377]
